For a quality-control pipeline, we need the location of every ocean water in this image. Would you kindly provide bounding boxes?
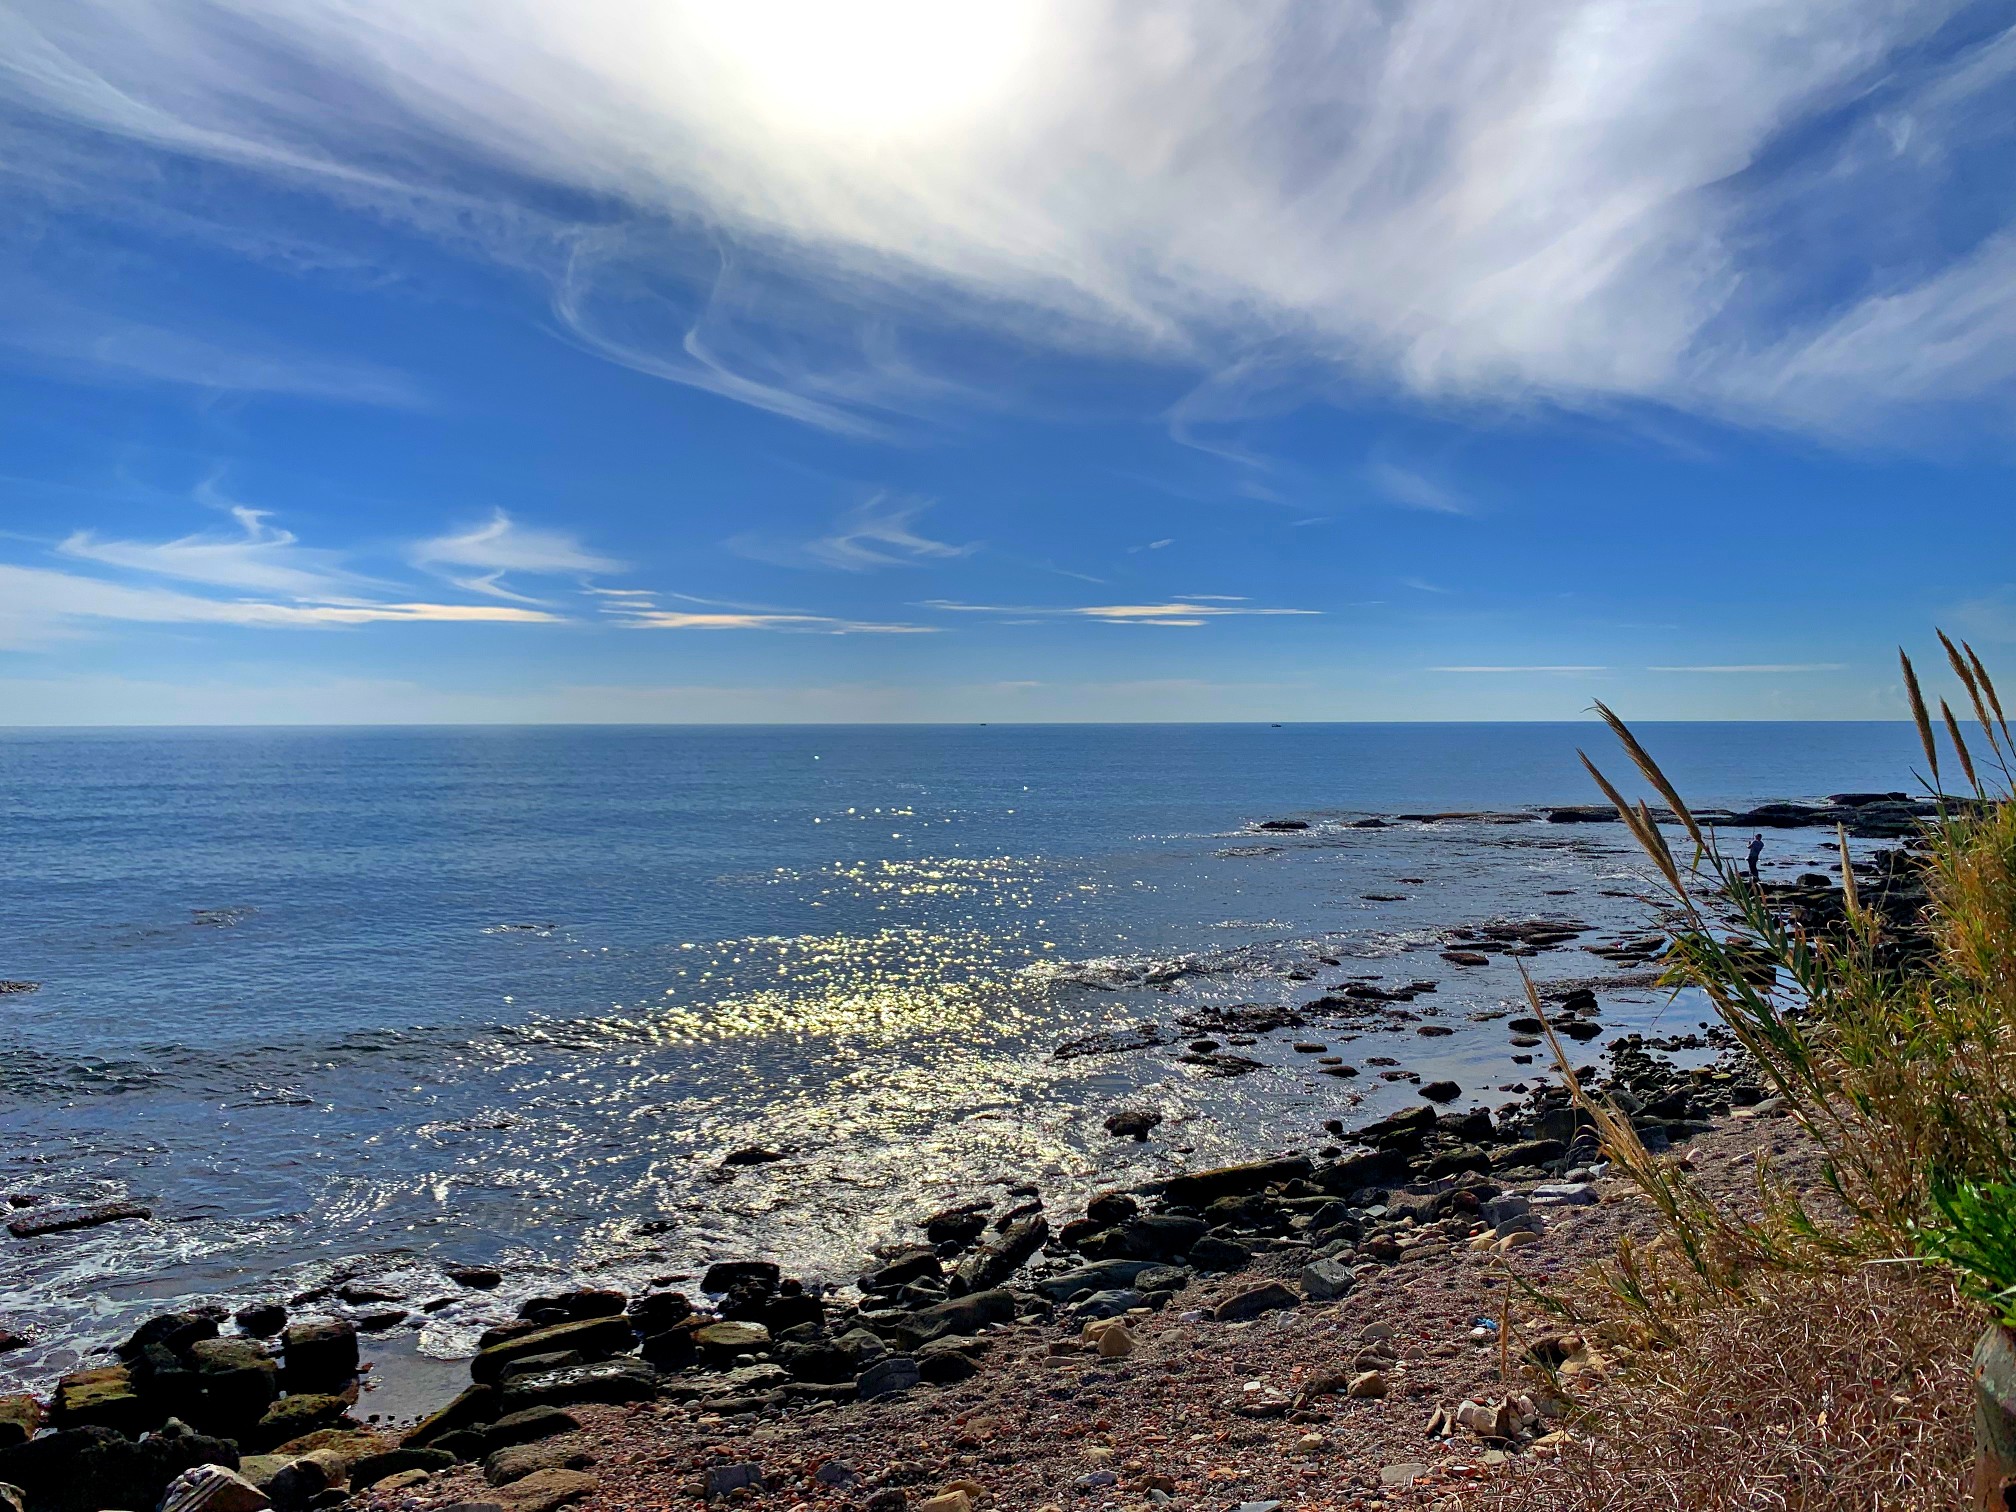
[0,722,1922,1387]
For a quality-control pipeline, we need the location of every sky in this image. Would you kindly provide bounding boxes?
[0,0,2013,724]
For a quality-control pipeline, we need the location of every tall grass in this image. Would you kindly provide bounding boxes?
[1477,637,2016,1509]
[1548,638,2016,1332]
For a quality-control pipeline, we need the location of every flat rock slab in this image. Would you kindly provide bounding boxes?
[484,1435,592,1486]
[7,1202,151,1239]
[493,1468,597,1512]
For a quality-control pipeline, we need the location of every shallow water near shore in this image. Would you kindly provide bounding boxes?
[0,721,1920,1390]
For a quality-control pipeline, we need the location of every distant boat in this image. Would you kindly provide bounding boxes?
[1271,723,1282,728]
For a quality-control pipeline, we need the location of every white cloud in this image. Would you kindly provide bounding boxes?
[729,494,975,571]
[60,502,355,595]
[4,2,2011,437]
[1367,464,1471,516]
[411,510,625,600]
[0,562,554,646]
[924,597,1317,628]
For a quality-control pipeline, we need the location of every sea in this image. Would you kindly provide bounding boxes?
[0,722,1924,1391]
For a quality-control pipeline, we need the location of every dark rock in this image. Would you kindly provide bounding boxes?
[353,1448,456,1489]
[863,1246,941,1293]
[700,1261,779,1294]
[921,1204,991,1248]
[1186,1236,1252,1271]
[404,1383,502,1446]
[0,1395,41,1450]
[855,1357,921,1401]
[1419,1080,1462,1103]
[638,1324,698,1372]
[472,1317,635,1384]
[1087,1214,1205,1262]
[6,1202,151,1240]
[886,1289,1015,1350]
[234,1303,288,1338]
[1053,1024,1170,1060]
[1102,1107,1162,1141]
[1156,1157,1313,1209]
[447,1265,503,1290]
[118,1311,221,1362]
[252,1391,353,1447]
[1256,820,1309,831]
[1211,1282,1300,1322]
[497,1359,658,1414]
[917,1351,978,1385]
[722,1147,787,1167]
[280,1320,358,1392]
[952,1215,1047,1292]
[52,1367,152,1436]
[1085,1192,1138,1227]
[482,1407,581,1453]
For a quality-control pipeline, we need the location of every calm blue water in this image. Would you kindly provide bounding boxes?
[0,723,1920,1386]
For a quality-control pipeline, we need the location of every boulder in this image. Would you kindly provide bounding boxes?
[0,1399,41,1451]
[1211,1282,1300,1322]
[403,1383,501,1447]
[1186,1236,1252,1271]
[494,1467,597,1512]
[1299,1259,1356,1301]
[886,1289,1015,1350]
[53,1366,152,1436]
[278,1321,357,1392]
[158,1464,271,1512]
[480,1408,579,1452]
[351,1448,455,1489]
[496,1359,657,1413]
[699,1261,779,1294]
[471,1317,635,1384]
[6,1202,151,1240]
[855,1357,921,1401]
[252,1394,353,1448]
[952,1215,1048,1293]
[483,1438,591,1487]
[1155,1158,1313,1208]
[694,1319,769,1361]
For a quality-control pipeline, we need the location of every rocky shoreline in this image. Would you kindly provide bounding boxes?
[1,1015,1791,1512]
[2,817,1906,1512]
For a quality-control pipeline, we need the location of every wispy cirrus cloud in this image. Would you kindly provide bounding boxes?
[0,562,554,648]
[5,2,2013,439]
[411,510,625,601]
[1367,464,1471,516]
[924,596,1317,628]
[60,497,357,596]
[728,494,976,572]
[594,589,933,634]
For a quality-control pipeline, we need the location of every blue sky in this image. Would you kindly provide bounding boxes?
[1,0,2013,723]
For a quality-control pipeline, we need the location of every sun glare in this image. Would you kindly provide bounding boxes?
[681,0,1039,141]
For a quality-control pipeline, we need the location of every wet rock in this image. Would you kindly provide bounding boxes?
[627,1291,692,1333]
[1212,1282,1300,1322]
[952,1215,1048,1292]
[497,1359,658,1414]
[922,1204,991,1248]
[53,1366,152,1436]
[6,1201,152,1239]
[279,1321,357,1392]
[252,1393,353,1448]
[472,1317,636,1384]
[1103,1107,1162,1141]
[1156,1157,1313,1208]
[234,1303,287,1338]
[1053,1024,1170,1060]
[1256,820,1309,831]
[1419,1080,1462,1103]
[1084,1192,1139,1227]
[0,1397,40,1450]
[448,1265,503,1290]
[864,1246,942,1293]
[700,1260,779,1294]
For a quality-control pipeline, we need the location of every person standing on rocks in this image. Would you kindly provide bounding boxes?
[1746,833,1764,887]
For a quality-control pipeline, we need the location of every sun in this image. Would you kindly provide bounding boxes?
[679,0,1041,143]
